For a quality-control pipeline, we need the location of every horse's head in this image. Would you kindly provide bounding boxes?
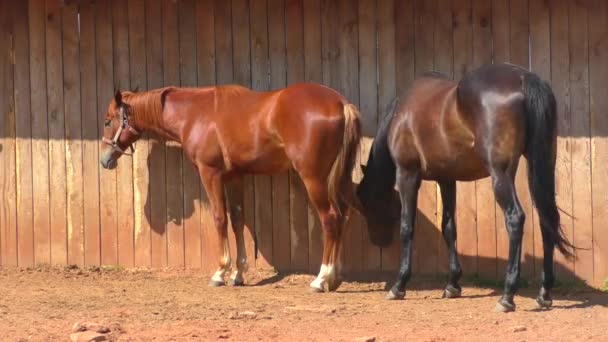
[356,164,401,248]
[100,90,141,170]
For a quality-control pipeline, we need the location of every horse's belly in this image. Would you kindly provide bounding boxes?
[232,144,291,174]
[422,144,488,182]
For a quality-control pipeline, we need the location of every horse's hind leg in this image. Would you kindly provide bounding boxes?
[438,181,463,298]
[302,177,345,293]
[226,178,248,286]
[199,167,231,287]
[386,168,420,300]
[491,163,525,312]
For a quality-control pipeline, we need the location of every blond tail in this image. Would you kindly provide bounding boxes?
[328,103,362,216]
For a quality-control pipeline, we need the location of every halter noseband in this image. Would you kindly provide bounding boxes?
[102,105,139,156]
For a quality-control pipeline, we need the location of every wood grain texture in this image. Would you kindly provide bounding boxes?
[63,2,84,266]
[589,0,608,288]
[80,0,101,266]
[550,0,575,278]
[13,0,34,267]
[129,0,151,268]
[569,0,593,283]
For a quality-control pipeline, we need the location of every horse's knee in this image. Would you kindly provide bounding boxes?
[213,213,228,232]
[229,204,244,229]
[506,209,525,240]
[321,211,340,239]
[399,222,414,243]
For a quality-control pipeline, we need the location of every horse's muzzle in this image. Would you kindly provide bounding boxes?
[100,149,117,170]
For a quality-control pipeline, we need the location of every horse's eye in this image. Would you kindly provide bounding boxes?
[104,119,111,127]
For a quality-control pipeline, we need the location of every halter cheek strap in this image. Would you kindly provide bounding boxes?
[102,106,139,156]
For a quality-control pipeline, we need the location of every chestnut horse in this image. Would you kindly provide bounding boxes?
[357,63,575,312]
[100,83,361,292]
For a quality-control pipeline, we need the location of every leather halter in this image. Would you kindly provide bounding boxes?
[101,105,139,156]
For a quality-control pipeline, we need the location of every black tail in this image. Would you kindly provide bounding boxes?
[522,72,575,260]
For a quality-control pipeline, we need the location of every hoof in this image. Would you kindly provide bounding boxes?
[535,296,553,309]
[327,277,343,292]
[208,279,225,287]
[442,285,462,299]
[309,285,325,293]
[494,301,516,313]
[228,278,244,286]
[385,288,405,300]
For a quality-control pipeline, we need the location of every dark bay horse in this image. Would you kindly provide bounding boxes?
[100,83,361,292]
[357,63,575,312]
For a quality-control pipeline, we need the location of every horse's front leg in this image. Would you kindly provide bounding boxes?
[199,167,231,287]
[386,169,420,300]
[226,178,248,286]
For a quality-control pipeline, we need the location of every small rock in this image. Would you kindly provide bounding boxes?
[284,305,336,314]
[218,334,230,339]
[512,326,527,333]
[71,323,86,333]
[70,331,108,342]
[238,311,257,319]
[82,322,111,334]
[354,336,376,342]
[493,320,499,325]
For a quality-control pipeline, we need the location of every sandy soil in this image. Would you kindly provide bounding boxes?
[0,266,606,341]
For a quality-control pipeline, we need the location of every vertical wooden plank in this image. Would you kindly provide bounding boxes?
[250,0,273,270]
[79,0,100,266]
[569,0,593,284]
[303,0,323,273]
[268,0,291,272]
[0,0,17,266]
[46,0,67,266]
[453,0,477,275]
[112,0,135,267]
[146,0,168,268]
[413,0,438,276]
[334,0,361,274]
[589,0,608,288]
[472,0,496,279]
[96,0,118,266]
[358,0,381,272]
[434,0,454,275]
[231,0,257,275]
[163,0,185,268]
[286,0,309,273]
[13,0,34,267]
[509,0,535,280]
[197,0,218,272]
[529,0,551,276]
[377,0,398,272]
[179,0,202,269]
[550,0,574,278]
[63,1,84,266]
[30,0,51,265]
[129,0,151,267]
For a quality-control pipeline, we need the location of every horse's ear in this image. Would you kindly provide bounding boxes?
[114,90,123,105]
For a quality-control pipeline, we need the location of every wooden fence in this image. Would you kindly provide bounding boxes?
[0,0,607,288]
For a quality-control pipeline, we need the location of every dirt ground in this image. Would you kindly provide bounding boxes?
[0,266,607,342]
